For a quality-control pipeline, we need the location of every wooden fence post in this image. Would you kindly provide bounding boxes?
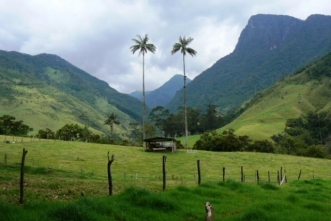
[277,171,280,185]
[19,148,28,204]
[241,166,244,182]
[256,170,260,183]
[107,155,115,196]
[162,155,167,190]
[268,171,270,183]
[298,169,302,180]
[197,160,201,185]
[280,167,283,181]
[222,167,225,182]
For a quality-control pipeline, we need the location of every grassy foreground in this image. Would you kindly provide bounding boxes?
[0,136,331,220]
[1,179,331,221]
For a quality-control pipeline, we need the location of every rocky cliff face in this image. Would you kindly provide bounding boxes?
[235,14,301,53]
[166,14,331,112]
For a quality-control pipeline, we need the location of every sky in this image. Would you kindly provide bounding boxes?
[1,0,331,94]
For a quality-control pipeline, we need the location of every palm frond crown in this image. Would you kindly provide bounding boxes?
[130,34,156,56]
[105,113,120,125]
[171,36,197,57]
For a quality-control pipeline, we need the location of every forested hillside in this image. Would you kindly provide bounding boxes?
[0,50,143,136]
[222,51,331,141]
[167,14,331,112]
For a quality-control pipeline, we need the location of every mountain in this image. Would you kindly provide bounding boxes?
[146,74,191,108]
[129,90,151,101]
[129,74,191,109]
[0,50,143,135]
[166,14,331,113]
[221,51,331,140]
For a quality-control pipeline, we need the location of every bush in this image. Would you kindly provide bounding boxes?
[305,145,328,158]
[248,140,275,153]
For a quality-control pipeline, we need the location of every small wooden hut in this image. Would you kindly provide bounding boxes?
[143,137,177,152]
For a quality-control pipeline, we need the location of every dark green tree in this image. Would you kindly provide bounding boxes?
[0,115,16,135]
[128,122,142,144]
[0,115,32,136]
[200,104,223,132]
[104,113,120,137]
[56,124,83,141]
[38,128,55,139]
[149,106,170,136]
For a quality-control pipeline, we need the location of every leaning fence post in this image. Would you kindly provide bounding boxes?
[298,169,302,180]
[256,170,260,183]
[197,160,201,185]
[107,155,115,196]
[277,171,280,185]
[162,155,167,190]
[241,166,244,182]
[19,148,28,204]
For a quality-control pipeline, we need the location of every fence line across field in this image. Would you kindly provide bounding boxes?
[2,149,331,195]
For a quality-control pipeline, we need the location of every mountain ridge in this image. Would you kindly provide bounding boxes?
[0,50,143,135]
[166,14,331,112]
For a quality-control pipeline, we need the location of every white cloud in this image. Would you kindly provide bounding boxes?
[1,0,331,93]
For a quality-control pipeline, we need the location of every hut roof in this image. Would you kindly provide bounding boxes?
[143,137,176,142]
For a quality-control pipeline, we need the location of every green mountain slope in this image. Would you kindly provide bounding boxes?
[222,52,331,140]
[145,74,191,108]
[0,50,143,136]
[167,14,331,113]
[129,74,191,109]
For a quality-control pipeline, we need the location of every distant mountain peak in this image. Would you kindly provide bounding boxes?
[129,74,191,108]
[235,14,301,53]
[145,74,191,108]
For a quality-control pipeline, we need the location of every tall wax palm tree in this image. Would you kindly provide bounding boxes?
[104,113,120,137]
[171,36,197,152]
[130,34,156,143]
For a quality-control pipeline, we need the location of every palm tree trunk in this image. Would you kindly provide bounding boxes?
[142,53,146,147]
[183,54,189,152]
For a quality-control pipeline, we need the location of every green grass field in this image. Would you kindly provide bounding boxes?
[222,75,331,140]
[0,136,331,220]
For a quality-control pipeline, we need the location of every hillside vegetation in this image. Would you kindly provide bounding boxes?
[0,51,144,136]
[223,52,331,141]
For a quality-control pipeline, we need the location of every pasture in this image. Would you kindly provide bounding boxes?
[0,136,331,220]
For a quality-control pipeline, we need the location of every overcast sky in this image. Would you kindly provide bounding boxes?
[1,0,331,94]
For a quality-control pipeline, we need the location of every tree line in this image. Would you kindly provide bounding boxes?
[147,104,223,137]
[194,111,331,159]
[0,115,33,136]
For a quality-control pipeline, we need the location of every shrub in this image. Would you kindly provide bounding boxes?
[305,145,328,158]
[248,140,275,153]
